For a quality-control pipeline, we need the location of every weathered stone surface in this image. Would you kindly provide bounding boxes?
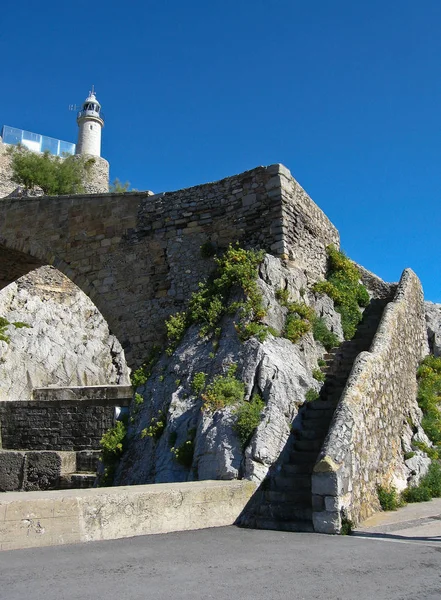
[0,163,338,367]
[115,255,336,486]
[312,269,428,530]
[425,301,441,357]
[0,480,257,551]
[0,452,25,491]
[23,452,62,491]
[0,266,130,401]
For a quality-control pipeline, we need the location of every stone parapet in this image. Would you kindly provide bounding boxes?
[0,479,257,551]
[311,269,427,533]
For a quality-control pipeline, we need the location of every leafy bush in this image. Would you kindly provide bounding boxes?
[233,393,265,449]
[305,389,320,402]
[404,451,416,460]
[340,517,354,535]
[130,346,162,388]
[415,355,441,448]
[141,410,166,441]
[377,485,402,511]
[275,288,290,305]
[284,313,311,344]
[99,421,127,486]
[8,145,92,195]
[312,318,340,351]
[109,178,132,192]
[164,245,268,351]
[165,311,188,355]
[318,358,326,368]
[312,368,325,382]
[202,364,245,411]
[402,461,441,503]
[312,245,369,340]
[171,428,196,467]
[401,485,432,503]
[191,372,207,395]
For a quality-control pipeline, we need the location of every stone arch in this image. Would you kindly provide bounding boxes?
[0,240,130,400]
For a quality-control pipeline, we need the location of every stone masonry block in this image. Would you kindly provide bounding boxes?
[0,451,25,491]
[23,451,62,491]
[312,510,341,534]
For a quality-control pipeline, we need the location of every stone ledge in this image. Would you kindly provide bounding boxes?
[0,480,257,551]
[32,385,133,404]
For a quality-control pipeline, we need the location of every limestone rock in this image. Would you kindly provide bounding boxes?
[115,255,335,486]
[425,301,441,356]
[0,266,129,401]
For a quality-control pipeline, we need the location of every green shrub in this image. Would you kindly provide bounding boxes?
[413,441,439,460]
[318,358,326,368]
[141,410,166,441]
[191,372,207,395]
[130,346,161,388]
[312,245,369,340]
[312,318,340,351]
[236,320,270,342]
[134,393,144,406]
[401,485,432,503]
[275,288,290,305]
[305,389,320,402]
[377,485,402,511]
[171,428,196,467]
[340,517,354,535]
[165,311,188,355]
[284,314,311,344]
[8,145,92,195]
[404,451,416,460]
[99,421,127,486]
[423,461,441,497]
[202,364,245,411]
[312,368,325,382]
[233,393,265,449]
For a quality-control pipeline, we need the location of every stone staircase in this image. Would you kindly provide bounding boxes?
[59,450,101,489]
[248,297,392,532]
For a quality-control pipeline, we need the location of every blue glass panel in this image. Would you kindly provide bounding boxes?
[41,136,59,155]
[59,140,76,156]
[2,126,22,146]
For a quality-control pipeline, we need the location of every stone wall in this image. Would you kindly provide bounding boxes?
[311,269,427,533]
[0,163,339,367]
[0,386,132,451]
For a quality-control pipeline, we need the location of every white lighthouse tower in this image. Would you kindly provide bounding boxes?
[75,87,104,157]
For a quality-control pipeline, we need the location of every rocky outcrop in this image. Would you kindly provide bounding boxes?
[115,255,343,486]
[0,266,129,401]
[425,302,441,357]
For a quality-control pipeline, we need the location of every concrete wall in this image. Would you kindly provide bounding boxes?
[311,269,427,533]
[0,163,338,367]
[0,386,132,451]
[0,480,257,551]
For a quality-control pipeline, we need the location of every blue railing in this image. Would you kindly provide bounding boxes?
[1,125,75,156]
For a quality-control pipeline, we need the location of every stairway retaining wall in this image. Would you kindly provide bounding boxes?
[311,269,428,533]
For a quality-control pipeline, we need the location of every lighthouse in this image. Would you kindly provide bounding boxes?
[75,87,104,157]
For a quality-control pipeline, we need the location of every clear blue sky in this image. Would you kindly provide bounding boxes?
[2,1,440,300]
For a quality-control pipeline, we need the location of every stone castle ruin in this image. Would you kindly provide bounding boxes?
[0,92,438,535]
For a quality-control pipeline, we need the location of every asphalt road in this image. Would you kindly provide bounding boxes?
[0,526,440,600]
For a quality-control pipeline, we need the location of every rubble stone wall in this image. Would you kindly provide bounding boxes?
[0,164,338,367]
[311,269,427,533]
[0,386,132,451]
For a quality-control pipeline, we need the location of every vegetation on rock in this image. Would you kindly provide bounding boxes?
[312,245,369,340]
[202,364,245,411]
[99,420,127,486]
[141,410,166,441]
[416,355,441,449]
[0,317,30,344]
[171,428,196,467]
[233,393,265,449]
[165,245,268,353]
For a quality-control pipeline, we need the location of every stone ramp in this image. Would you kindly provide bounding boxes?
[0,479,257,551]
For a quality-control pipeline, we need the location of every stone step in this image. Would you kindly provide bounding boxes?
[305,399,338,411]
[265,490,312,505]
[301,420,330,433]
[61,473,96,489]
[253,518,314,533]
[257,503,313,522]
[293,439,322,452]
[282,463,314,475]
[288,450,319,464]
[76,450,101,473]
[273,474,311,491]
[295,429,327,441]
[303,408,334,420]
